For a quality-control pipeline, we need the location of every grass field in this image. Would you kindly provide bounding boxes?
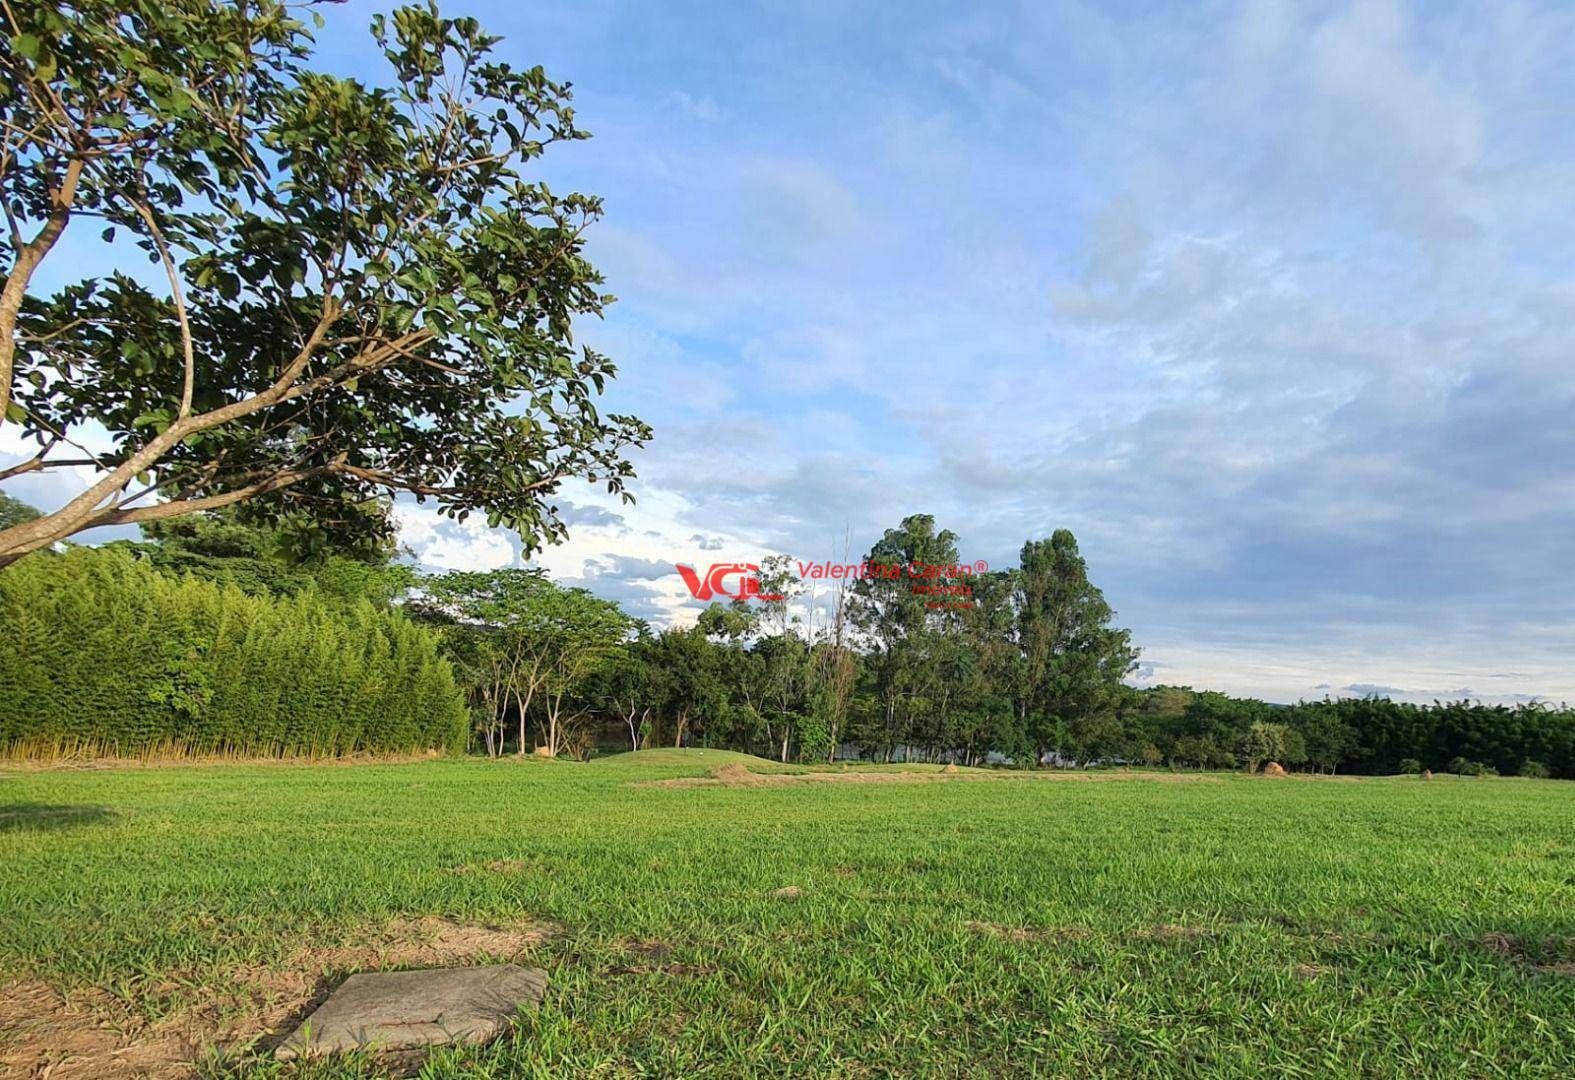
[2,750,1572,1077]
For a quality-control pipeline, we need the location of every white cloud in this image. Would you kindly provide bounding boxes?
[393,503,518,572]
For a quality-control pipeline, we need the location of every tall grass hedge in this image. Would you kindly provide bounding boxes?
[0,547,467,758]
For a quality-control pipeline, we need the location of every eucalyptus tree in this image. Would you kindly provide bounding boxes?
[0,2,648,566]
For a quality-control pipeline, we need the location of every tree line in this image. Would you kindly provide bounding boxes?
[0,500,1568,778]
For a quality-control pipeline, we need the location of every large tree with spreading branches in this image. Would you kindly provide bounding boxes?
[0,0,648,566]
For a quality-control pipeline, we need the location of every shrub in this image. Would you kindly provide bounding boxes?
[1398,757,1422,774]
[0,547,466,758]
[1519,759,1551,779]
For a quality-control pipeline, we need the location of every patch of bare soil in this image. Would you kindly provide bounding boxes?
[710,762,766,785]
[771,886,804,899]
[607,940,715,978]
[1295,963,1334,980]
[640,766,1219,789]
[1132,924,1210,942]
[1482,932,1575,976]
[0,979,195,1080]
[0,917,551,1078]
[444,858,533,876]
[966,921,1093,944]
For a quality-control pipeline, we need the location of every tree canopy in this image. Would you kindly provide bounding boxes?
[0,1,648,566]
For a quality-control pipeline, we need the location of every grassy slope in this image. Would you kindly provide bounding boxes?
[1,754,1572,1077]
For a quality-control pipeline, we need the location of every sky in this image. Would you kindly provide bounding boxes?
[8,0,1575,704]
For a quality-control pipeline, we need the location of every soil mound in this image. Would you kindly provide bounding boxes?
[1262,761,1287,776]
[709,762,764,785]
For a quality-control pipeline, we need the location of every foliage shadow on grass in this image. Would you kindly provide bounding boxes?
[0,802,116,833]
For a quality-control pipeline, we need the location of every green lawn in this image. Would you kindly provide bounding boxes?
[2,752,1572,1077]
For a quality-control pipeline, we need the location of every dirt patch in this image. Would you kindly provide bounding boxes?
[444,858,534,876]
[710,762,766,785]
[608,939,715,979]
[1295,963,1334,980]
[639,767,1219,790]
[966,921,1093,944]
[1133,923,1209,942]
[0,917,551,1078]
[1482,932,1575,975]
[0,979,196,1079]
[771,886,804,899]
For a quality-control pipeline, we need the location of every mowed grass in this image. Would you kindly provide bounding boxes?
[1,752,1572,1077]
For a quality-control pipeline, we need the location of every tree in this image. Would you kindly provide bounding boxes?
[417,568,553,755]
[0,2,648,566]
[596,636,666,750]
[122,502,414,605]
[649,625,725,748]
[1240,720,1291,773]
[1292,702,1354,775]
[755,631,811,762]
[531,585,631,757]
[849,514,962,761]
[0,490,39,530]
[1016,530,1137,762]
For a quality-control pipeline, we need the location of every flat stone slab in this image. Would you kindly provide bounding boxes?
[276,964,547,1059]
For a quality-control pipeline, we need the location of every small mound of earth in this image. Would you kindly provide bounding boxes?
[709,762,765,785]
[941,763,960,774]
[1263,761,1287,776]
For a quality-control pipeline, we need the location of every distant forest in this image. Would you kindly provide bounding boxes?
[0,496,1569,778]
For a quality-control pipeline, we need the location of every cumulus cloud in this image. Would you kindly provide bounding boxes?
[29,0,1568,705]
[393,504,517,572]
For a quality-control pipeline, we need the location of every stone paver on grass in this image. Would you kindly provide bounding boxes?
[276,964,547,1059]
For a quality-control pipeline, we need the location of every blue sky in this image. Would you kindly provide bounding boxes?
[8,0,1575,703]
